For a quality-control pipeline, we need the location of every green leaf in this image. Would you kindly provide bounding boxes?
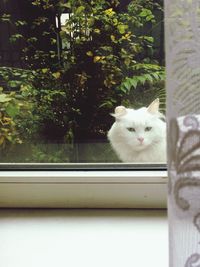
[117,24,128,34]
[51,38,57,45]
[5,103,20,118]
[143,36,154,43]
[123,79,132,90]
[9,34,23,43]
[146,15,155,22]
[27,37,38,43]
[145,74,154,83]
[137,76,146,85]
[0,14,11,23]
[60,3,71,8]
[75,6,85,14]
[0,94,11,103]
[151,72,160,80]
[15,20,27,27]
[139,8,152,17]
[129,78,138,89]
[99,101,113,108]
[8,80,21,88]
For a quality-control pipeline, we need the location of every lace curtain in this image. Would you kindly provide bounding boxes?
[166,0,200,266]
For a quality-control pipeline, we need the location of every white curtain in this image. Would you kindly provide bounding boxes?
[166,0,200,266]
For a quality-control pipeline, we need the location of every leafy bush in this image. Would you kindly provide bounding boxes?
[0,65,81,142]
[59,0,165,140]
[27,68,80,142]
[0,90,21,148]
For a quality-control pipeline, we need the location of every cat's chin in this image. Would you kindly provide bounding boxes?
[133,144,150,152]
[133,144,149,151]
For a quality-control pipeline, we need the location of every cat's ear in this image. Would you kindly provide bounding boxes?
[147,98,159,114]
[111,106,127,119]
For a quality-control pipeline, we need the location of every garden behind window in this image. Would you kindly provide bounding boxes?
[0,0,165,166]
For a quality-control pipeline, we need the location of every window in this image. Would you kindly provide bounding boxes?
[0,0,167,208]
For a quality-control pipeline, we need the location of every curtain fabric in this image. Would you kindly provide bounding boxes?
[166,0,200,266]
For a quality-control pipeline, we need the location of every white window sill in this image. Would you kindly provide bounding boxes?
[0,170,167,208]
[0,209,168,267]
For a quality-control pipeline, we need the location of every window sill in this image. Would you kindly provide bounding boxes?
[0,209,168,267]
[0,170,167,208]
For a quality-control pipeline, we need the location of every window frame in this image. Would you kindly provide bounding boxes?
[0,165,167,208]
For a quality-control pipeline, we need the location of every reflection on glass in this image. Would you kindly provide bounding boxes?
[0,0,165,163]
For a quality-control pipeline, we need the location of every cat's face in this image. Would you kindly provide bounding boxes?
[112,99,165,151]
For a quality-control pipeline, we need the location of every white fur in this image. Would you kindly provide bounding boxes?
[108,101,166,163]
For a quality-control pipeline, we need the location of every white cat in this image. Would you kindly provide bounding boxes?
[107,98,166,163]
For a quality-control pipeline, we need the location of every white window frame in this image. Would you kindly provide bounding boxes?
[0,164,167,208]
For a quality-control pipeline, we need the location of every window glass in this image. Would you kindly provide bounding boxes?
[0,0,165,165]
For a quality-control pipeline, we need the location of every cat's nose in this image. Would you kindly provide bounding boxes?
[137,137,144,143]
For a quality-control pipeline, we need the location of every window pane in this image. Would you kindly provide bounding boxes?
[0,0,165,165]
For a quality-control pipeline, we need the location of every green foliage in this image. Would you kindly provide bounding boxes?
[0,89,23,149]
[156,85,166,113]
[0,67,35,90]
[24,144,72,163]
[28,69,80,142]
[0,67,38,142]
[119,64,165,92]
[0,66,81,146]
[58,0,165,139]
[0,13,11,23]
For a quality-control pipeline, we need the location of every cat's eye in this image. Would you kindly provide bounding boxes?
[127,127,136,132]
[145,127,152,132]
